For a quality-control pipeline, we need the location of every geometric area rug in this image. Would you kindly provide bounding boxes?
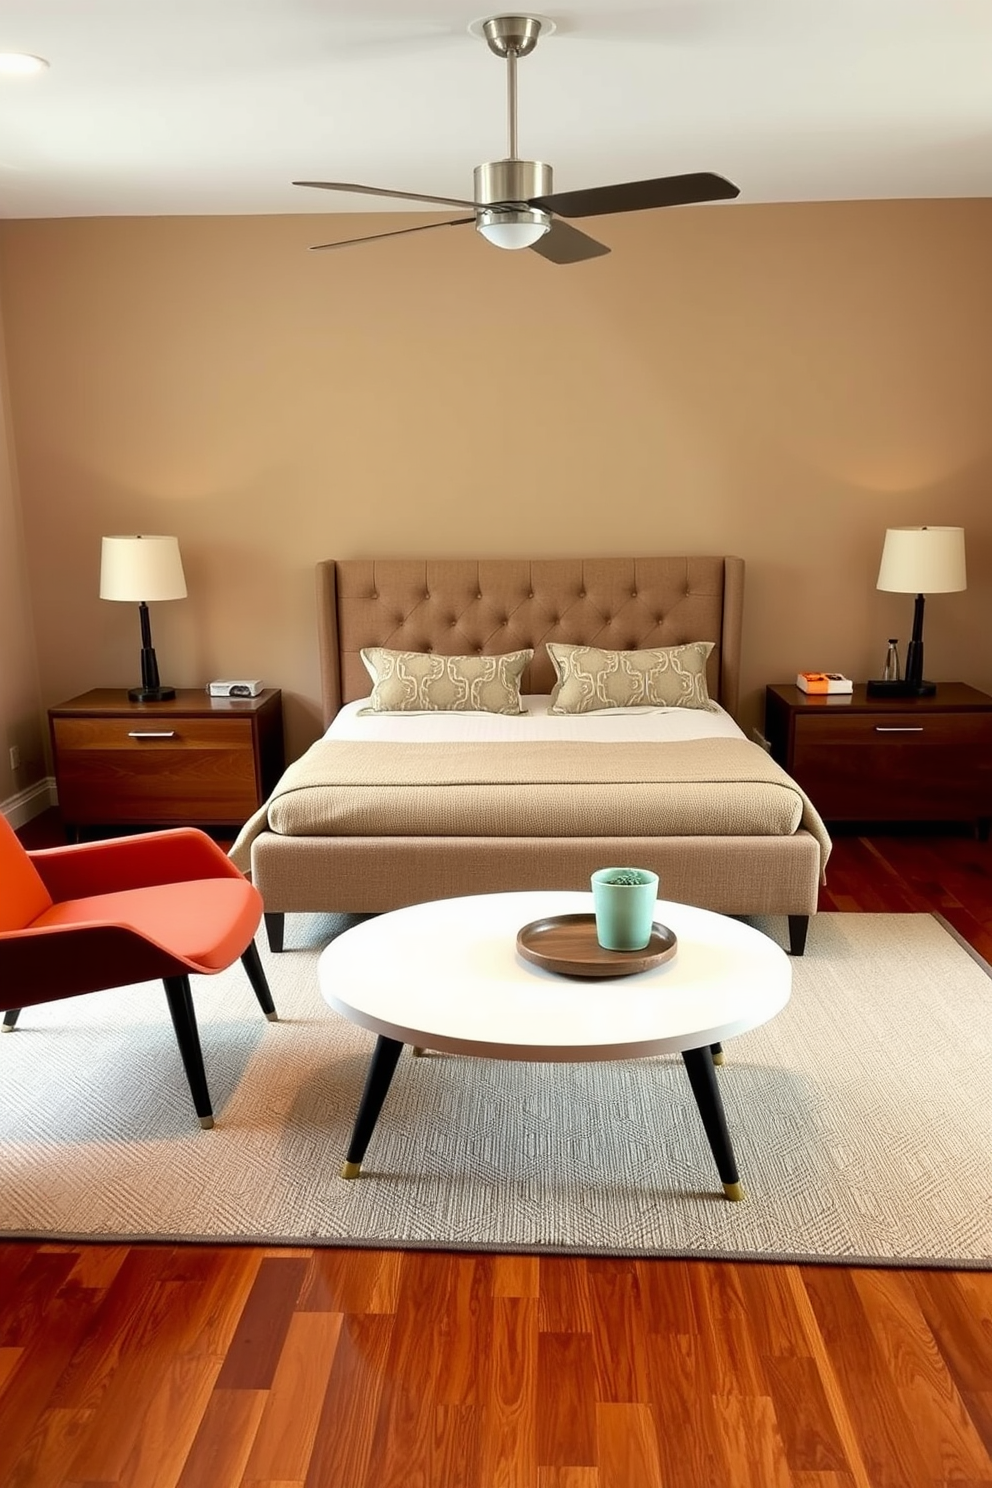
[1,912,990,1269]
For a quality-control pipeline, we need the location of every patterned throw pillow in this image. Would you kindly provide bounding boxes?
[358,647,533,715]
[547,641,717,715]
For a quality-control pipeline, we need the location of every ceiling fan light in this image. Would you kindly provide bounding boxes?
[477,206,550,251]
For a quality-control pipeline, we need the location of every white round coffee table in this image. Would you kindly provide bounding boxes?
[318,890,791,1200]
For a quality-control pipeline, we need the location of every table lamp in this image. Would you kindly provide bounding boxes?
[867,526,966,698]
[99,534,187,701]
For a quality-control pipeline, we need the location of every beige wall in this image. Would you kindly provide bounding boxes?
[0,199,990,763]
[0,297,44,801]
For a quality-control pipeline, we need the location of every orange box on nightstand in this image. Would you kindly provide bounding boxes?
[796,672,853,695]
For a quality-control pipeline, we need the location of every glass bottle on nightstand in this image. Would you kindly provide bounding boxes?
[882,639,901,683]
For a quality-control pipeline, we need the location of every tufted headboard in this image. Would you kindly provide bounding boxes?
[316,556,745,726]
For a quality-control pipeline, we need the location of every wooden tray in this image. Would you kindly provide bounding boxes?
[516,913,677,979]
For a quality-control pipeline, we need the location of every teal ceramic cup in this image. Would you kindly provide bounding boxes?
[590,867,660,951]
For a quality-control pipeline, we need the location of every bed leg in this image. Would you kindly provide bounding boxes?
[264,912,285,953]
[788,915,809,957]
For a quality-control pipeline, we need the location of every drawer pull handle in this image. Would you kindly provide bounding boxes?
[874,726,924,733]
[127,730,177,739]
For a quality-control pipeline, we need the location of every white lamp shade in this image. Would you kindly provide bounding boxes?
[876,526,966,595]
[100,535,187,602]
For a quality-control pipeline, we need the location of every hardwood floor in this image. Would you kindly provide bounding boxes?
[3,819,992,1487]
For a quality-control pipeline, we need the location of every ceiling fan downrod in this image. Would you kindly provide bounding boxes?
[481,15,541,159]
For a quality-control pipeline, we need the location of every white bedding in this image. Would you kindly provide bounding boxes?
[326,695,746,744]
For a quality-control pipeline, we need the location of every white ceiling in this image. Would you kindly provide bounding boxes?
[1,0,991,219]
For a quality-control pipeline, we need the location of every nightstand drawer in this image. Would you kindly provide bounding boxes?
[793,712,992,750]
[52,717,253,753]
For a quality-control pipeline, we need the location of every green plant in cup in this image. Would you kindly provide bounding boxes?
[590,867,660,951]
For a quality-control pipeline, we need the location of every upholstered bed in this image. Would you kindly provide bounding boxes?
[233,557,829,955]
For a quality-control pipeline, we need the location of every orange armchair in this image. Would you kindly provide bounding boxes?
[0,814,276,1128]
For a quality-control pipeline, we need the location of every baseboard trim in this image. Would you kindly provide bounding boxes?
[2,777,57,829]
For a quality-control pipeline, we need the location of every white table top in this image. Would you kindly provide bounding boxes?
[318,891,791,1062]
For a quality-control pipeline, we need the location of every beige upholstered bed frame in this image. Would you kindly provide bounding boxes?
[252,557,821,954]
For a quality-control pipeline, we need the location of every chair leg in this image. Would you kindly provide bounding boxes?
[264,912,285,953]
[1,1009,21,1032]
[241,939,278,1021]
[162,976,215,1128]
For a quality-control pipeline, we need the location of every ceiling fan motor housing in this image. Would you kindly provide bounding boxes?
[474,158,551,207]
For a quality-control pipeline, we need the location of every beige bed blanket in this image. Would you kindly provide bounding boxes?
[230,738,831,878]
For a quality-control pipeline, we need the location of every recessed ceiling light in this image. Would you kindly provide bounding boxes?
[0,52,49,76]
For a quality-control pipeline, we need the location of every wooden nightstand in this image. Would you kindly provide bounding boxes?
[49,688,284,836]
[764,682,992,831]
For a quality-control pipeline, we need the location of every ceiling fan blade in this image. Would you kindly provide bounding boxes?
[309,218,476,252]
[529,220,610,265]
[531,172,740,219]
[294,180,476,210]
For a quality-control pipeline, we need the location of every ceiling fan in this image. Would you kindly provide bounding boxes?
[293,14,740,264]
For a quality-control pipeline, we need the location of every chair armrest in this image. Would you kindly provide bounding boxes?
[0,921,189,1006]
[29,828,244,902]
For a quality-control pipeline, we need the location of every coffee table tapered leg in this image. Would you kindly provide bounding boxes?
[340,1034,404,1178]
[681,1045,745,1200]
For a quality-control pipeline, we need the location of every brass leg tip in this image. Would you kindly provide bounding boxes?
[712,1051,726,1066]
[411,1046,424,1058]
[198,1115,215,1130]
[340,1160,362,1179]
[265,1011,279,1021]
[722,1181,745,1202]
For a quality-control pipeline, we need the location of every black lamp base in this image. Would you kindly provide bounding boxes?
[128,685,176,702]
[130,621,175,702]
[865,678,936,699]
